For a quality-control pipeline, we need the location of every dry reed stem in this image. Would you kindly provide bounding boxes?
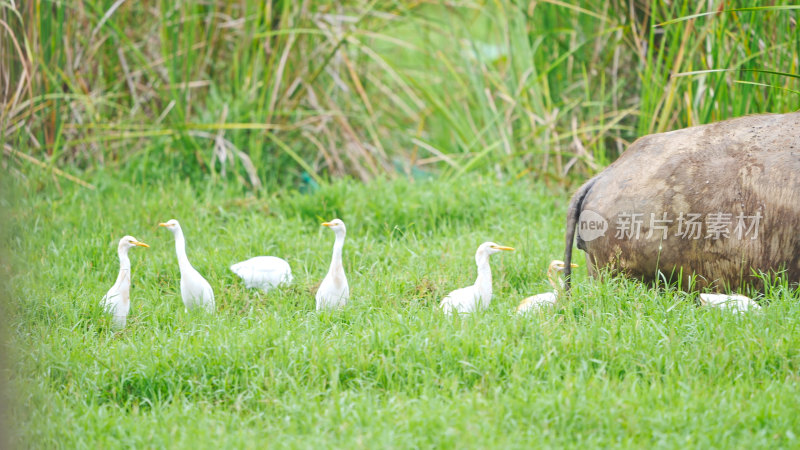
[4,144,95,189]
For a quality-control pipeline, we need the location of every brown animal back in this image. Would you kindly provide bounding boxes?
[578,112,800,290]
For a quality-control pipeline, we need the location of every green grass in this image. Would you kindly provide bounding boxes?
[3,2,800,445]
[6,174,800,448]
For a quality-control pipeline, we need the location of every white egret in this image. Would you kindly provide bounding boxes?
[230,256,292,291]
[101,236,149,328]
[439,242,514,315]
[316,219,349,311]
[159,219,215,313]
[699,293,761,313]
[516,260,578,314]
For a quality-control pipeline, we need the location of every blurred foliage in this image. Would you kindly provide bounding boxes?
[1,0,798,191]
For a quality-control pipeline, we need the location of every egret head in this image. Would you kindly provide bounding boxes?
[478,241,514,255]
[158,219,181,234]
[118,235,149,252]
[548,260,579,273]
[475,242,514,265]
[545,260,579,291]
[322,218,346,235]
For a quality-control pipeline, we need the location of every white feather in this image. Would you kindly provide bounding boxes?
[515,292,557,314]
[699,293,761,313]
[160,219,215,313]
[516,260,577,315]
[316,219,349,310]
[439,242,514,315]
[101,235,148,328]
[230,256,293,291]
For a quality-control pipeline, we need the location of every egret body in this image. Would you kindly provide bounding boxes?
[159,219,215,313]
[699,293,761,313]
[439,242,514,315]
[516,260,578,314]
[101,236,149,328]
[231,256,292,291]
[316,219,349,310]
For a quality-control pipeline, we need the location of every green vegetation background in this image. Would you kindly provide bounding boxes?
[3,1,798,187]
[2,1,800,448]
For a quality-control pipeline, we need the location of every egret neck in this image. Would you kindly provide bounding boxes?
[117,245,132,272]
[548,266,561,293]
[112,247,132,299]
[172,226,192,274]
[474,249,493,307]
[328,230,345,276]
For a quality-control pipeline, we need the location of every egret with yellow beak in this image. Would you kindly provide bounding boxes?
[316,219,349,311]
[439,242,514,315]
[516,260,578,314]
[159,219,215,313]
[101,236,149,328]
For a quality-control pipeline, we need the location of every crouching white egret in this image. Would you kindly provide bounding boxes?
[230,256,293,291]
[516,260,578,314]
[101,236,149,328]
[439,242,514,315]
[699,293,761,313]
[316,219,349,311]
[159,219,215,313]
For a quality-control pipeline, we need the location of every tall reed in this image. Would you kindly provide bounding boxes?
[1,1,797,189]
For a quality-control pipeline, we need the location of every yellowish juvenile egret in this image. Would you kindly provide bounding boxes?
[439,242,514,315]
[516,260,578,314]
[699,293,761,313]
[101,236,149,328]
[230,256,293,291]
[159,219,215,313]
[316,219,349,310]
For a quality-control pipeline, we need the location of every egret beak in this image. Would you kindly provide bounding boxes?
[570,263,579,268]
[133,241,150,248]
[322,222,333,227]
[158,222,169,227]
[492,245,514,251]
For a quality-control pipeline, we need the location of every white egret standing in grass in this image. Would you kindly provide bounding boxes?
[516,260,578,314]
[439,242,514,315]
[316,219,349,311]
[699,293,761,313]
[230,256,293,291]
[159,219,215,313]
[101,236,149,328]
